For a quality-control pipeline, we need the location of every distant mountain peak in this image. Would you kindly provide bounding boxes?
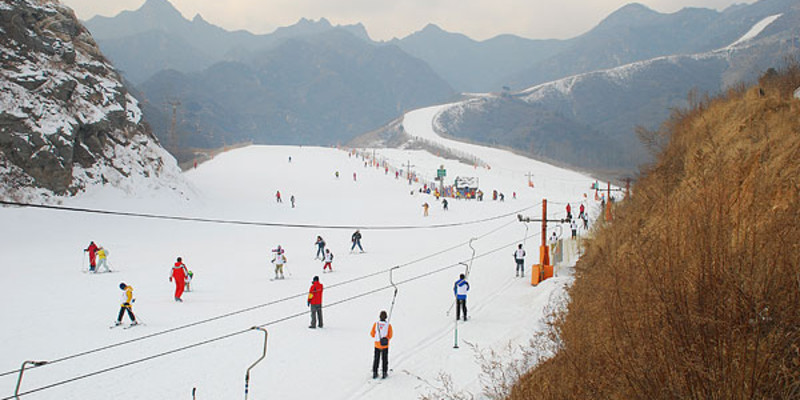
[598,2,660,28]
[138,0,183,18]
[421,23,445,33]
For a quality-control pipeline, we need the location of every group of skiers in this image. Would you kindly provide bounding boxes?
[83,241,111,273]
[304,270,469,379]
[275,191,296,208]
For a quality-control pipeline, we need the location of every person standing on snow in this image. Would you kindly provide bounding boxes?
[290,195,296,208]
[578,204,585,220]
[570,219,578,238]
[566,203,572,220]
[582,212,589,230]
[514,244,526,277]
[370,310,393,379]
[84,241,99,272]
[276,191,282,203]
[115,282,138,326]
[422,202,429,217]
[314,236,326,259]
[453,274,470,321]
[95,246,111,273]
[442,198,448,210]
[322,249,334,272]
[307,276,323,329]
[271,246,287,279]
[351,230,364,253]
[170,257,189,302]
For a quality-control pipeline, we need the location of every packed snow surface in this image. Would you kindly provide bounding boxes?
[0,107,601,399]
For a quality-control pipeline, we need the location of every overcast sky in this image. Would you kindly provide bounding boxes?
[60,0,755,41]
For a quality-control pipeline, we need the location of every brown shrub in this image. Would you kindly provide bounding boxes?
[509,64,800,399]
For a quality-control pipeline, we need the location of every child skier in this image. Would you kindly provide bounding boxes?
[115,283,138,326]
[322,249,334,272]
[272,247,287,279]
[95,246,111,273]
[314,236,326,259]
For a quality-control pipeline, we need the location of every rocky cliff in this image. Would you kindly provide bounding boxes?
[0,0,187,200]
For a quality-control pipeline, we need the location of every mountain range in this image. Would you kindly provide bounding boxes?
[85,0,800,174]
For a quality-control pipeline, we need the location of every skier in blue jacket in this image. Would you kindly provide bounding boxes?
[453,274,470,321]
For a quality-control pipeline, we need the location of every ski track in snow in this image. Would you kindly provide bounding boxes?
[0,108,599,399]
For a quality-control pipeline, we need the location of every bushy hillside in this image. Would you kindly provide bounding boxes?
[510,65,800,398]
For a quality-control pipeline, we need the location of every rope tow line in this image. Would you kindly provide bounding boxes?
[0,200,538,231]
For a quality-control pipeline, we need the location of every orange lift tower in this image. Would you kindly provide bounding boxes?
[517,199,555,286]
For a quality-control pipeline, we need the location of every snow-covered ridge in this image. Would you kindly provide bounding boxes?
[432,12,787,133]
[0,0,191,201]
[727,14,783,49]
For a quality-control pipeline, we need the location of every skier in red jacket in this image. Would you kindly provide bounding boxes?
[308,276,323,328]
[84,241,98,272]
[170,257,189,302]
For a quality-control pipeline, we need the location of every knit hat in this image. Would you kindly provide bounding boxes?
[119,282,126,290]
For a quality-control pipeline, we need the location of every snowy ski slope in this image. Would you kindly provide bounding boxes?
[0,107,600,399]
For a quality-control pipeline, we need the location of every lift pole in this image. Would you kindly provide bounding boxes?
[244,327,269,400]
[15,360,48,400]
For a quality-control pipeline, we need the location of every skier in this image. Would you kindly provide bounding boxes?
[351,230,364,253]
[442,198,448,210]
[114,282,138,326]
[95,246,111,273]
[84,241,99,272]
[582,212,589,230]
[578,204,585,220]
[290,195,296,208]
[272,249,287,279]
[566,203,572,220]
[322,249,334,272]
[314,236,326,259]
[499,193,505,201]
[570,219,578,238]
[453,274,470,321]
[514,244,526,277]
[353,172,357,181]
[370,310,393,379]
[335,171,340,179]
[549,232,559,262]
[422,202,429,217]
[307,276,323,329]
[170,257,189,302]
[185,270,194,292]
[276,191,282,203]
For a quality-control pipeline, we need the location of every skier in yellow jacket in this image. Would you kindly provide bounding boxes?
[115,283,138,327]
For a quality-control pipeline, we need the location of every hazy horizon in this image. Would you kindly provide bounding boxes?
[61,0,755,42]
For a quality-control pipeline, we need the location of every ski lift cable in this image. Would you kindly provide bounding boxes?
[3,230,542,400]
[0,213,524,379]
[0,200,539,231]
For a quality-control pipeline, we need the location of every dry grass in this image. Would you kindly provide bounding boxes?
[509,64,800,399]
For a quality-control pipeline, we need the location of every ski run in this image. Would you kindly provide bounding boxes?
[0,105,603,399]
